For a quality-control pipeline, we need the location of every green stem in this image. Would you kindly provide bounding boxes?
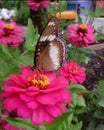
[73,46,78,61]
[20,50,28,56]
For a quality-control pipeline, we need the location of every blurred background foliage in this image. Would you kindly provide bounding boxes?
[0,0,30,25]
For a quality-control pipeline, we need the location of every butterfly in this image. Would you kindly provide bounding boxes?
[33,17,67,71]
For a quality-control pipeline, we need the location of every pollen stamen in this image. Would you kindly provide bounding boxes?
[69,66,78,75]
[80,24,86,30]
[27,74,50,89]
[5,24,14,30]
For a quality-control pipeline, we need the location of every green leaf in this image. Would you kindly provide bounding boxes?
[18,54,34,66]
[84,56,91,64]
[87,118,98,130]
[79,7,88,13]
[9,48,20,58]
[77,15,83,23]
[5,117,39,130]
[94,109,104,119]
[0,57,8,76]
[98,80,104,90]
[0,44,13,60]
[46,112,73,130]
[15,5,30,25]
[95,8,104,17]
[69,84,88,93]
[99,99,104,107]
[96,33,104,41]
[59,1,67,12]
[95,124,104,130]
[67,46,95,63]
[75,106,86,114]
[77,95,86,107]
[64,121,83,130]
[71,93,86,107]
[78,47,95,54]
[97,80,104,99]
[25,18,39,51]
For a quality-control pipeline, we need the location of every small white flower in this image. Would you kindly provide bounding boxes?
[0,8,10,20]
[0,8,16,20]
[9,10,16,17]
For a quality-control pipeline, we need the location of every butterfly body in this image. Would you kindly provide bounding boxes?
[34,17,67,71]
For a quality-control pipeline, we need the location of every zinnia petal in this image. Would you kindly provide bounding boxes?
[1,66,71,125]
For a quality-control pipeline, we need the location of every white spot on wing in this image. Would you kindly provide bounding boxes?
[40,36,48,42]
[48,21,55,26]
[40,35,56,42]
[48,35,56,41]
[49,43,59,69]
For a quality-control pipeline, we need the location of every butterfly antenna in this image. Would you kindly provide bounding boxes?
[31,66,36,71]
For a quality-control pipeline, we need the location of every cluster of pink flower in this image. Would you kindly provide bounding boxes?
[67,23,95,47]
[0,61,86,129]
[26,0,50,11]
[0,20,24,48]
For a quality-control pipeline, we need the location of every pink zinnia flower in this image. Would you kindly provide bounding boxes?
[60,61,86,84]
[0,112,25,130]
[27,0,50,11]
[0,20,24,48]
[67,23,95,47]
[1,65,70,125]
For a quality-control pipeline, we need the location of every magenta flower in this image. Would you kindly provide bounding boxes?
[0,112,25,130]
[1,65,70,125]
[27,0,50,11]
[67,23,95,47]
[60,61,86,84]
[0,20,24,48]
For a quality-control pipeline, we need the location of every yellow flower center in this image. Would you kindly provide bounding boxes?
[69,66,78,75]
[80,24,86,30]
[27,74,50,89]
[5,24,14,30]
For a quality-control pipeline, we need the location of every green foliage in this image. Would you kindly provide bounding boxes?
[98,80,104,98]
[45,84,87,130]
[94,109,104,119]
[71,93,86,107]
[64,121,83,130]
[94,8,104,17]
[68,46,95,64]
[96,25,104,41]
[25,18,39,51]
[0,42,34,85]
[5,117,39,130]
[0,44,20,84]
[15,5,30,25]
[96,33,104,41]
[69,84,89,94]
[48,1,67,17]
[80,80,104,130]
[58,1,67,12]
[2,0,30,25]
[69,84,88,117]
[46,112,73,130]
[2,0,24,9]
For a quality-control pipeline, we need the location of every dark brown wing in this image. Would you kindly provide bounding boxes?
[39,17,62,41]
[34,17,67,71]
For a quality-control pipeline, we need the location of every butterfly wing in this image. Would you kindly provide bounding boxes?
[34,17,67,71]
